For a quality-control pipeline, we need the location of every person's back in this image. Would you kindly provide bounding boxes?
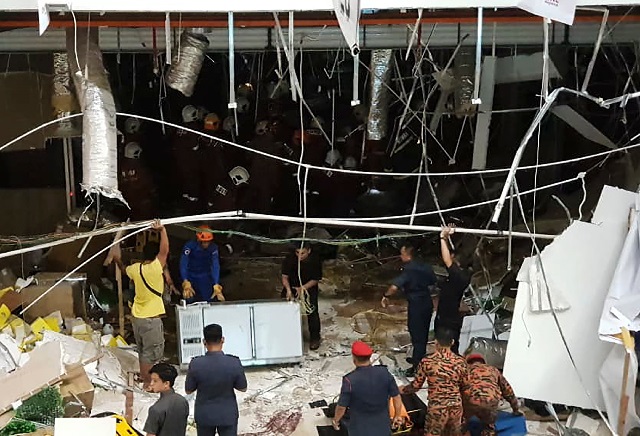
[419,347,467,408]
[401,260,437,299]
[465,362,502,403]
[128,257,166,319]
[188,352,245,425]
[464,355,518,412]
[402,328,469,436]
[186,324,247,436]
[344,365,396,415]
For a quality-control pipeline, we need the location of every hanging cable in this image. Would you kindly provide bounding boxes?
[511,180,616,435]
[228,12,239,137]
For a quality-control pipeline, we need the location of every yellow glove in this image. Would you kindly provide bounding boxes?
[213,284,225,301]
[182,280,195,299]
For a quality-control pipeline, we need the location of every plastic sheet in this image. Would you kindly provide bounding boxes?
[454,48,476,117]
[166,31,209,97]
[366,49,393,141]
[464,337,508,369]
[66,28,125,204]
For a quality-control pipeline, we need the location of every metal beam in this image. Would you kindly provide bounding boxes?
[2,0,640,12]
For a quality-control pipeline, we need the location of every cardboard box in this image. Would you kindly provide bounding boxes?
[19,273,86,324]
[60,365,94,417]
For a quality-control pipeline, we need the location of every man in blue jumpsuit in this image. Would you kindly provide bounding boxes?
[333,341,404,436]
[382,242,437,377]
[180,225,225,303]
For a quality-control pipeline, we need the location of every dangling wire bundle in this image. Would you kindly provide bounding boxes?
[166,30,209,97]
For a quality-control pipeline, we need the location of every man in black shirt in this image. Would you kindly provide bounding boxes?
[144,363,189,436]
[436,225,471,354]
[281,244,323,350]
[382,242,437,377]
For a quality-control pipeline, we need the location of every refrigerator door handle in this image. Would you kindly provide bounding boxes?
[249,305,257,359]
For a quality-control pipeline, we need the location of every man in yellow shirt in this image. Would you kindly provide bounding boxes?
[115,219,169,390]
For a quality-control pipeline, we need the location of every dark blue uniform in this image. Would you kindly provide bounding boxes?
[180,240,220,302]
[185,351,247,436]
[338,365,400,436]
[392,260,437,366]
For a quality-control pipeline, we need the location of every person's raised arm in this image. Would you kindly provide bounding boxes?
[440,225,454,268]
[154,219,169,268]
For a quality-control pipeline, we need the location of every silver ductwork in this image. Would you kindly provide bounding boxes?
[366,49,394,141]
[454,48,476,117]
[66,28,125,204]
[51,52,75,131]
[166,31,210,97]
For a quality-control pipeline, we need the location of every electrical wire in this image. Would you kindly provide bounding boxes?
[20,224,150,316]
[2,110,640,179]
[511,180,616,435]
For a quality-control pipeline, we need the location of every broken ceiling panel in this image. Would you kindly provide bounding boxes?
[0,341,65,414]
[504,185,634,410]
[551,105,617,149]
[494,52,562,84]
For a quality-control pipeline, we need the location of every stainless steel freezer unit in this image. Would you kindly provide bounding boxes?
[176,300,304,368]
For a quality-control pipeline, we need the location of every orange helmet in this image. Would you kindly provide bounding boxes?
[204,113,221,131]
[196,225,214,242]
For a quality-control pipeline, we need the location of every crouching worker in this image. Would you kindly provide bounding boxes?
[401,328,469,436]
[463,354,520,436]
[333,341,404,436]
[144,363,189,436]
[181,225,225,303]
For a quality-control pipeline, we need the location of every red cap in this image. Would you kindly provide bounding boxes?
[466,353,486,364]
[351,341,373,357]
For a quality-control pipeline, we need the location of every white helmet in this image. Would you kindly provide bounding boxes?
[124,117,141,134]
[237,83,254,98]
[182,105,198,123]
[325,149,342,167]
[344,156,357,169]
[196,106,210,121]
[229,166,250,185]
[353,104,369,123]
[124,142,143,159]
[236,97,251,114]
[255,120,270,136]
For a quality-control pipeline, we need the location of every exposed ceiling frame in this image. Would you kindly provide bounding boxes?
[2,0,639,12]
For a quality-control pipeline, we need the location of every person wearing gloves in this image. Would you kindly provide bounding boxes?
[180,225,225,303]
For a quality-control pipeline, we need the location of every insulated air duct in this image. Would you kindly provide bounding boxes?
[366,49,394,141]
[66,28,125,204]
[166,31,210,97]
[454,48,476,117]
[51,52,74,131]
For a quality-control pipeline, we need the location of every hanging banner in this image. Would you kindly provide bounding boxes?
[517,0,576,26]
[333,0,361,56]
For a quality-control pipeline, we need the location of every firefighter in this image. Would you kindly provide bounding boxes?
[401,328,469,436]
[180,225,225,303]
[173,105,203,212]
[463,354,520,436]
